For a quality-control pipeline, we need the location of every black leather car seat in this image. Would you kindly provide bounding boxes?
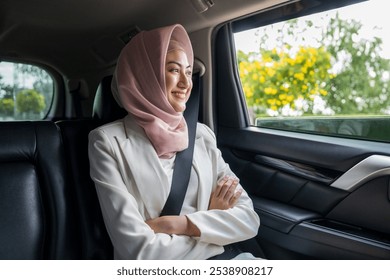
[56,75,126,259]
[0,121,81,259]
[92,75,127,123]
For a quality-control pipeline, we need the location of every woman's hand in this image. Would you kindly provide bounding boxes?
[146,175,242,236]
[208,175,242,210]
[146,215,200,237]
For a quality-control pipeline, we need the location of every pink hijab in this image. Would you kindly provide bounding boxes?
[111,24,194,158]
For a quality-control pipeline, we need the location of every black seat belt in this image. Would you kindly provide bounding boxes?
[158,73,254,260]
[160,72,201,216]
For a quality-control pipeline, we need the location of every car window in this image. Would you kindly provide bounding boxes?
[0,61,54,120]
[233,0,390,142]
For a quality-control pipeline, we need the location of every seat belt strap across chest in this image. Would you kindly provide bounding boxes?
[160,72,201,216]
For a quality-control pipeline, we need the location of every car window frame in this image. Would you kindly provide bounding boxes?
[229,0,390,143]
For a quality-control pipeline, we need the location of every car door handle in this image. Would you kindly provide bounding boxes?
[330,155,390,191]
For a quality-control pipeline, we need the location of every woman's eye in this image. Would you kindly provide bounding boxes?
[169,68,180,73]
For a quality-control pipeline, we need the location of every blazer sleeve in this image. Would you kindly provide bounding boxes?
[88,128,222,259]
[185,124,260,246]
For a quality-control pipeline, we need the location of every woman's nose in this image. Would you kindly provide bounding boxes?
[178,72,190,88]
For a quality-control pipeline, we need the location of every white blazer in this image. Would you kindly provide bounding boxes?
[88,115,260,259]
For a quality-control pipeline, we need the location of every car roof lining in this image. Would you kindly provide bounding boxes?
[0,0,290,78]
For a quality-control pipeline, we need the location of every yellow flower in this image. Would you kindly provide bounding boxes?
[243,85,253,98]
[259,76,265,83]
[286,95,294,102]
[287,58,295,66]
[294,73,305,81]
[264,87,277,95]
[282,100,289,105]
[319,89,328,96]
[267,98,276,105]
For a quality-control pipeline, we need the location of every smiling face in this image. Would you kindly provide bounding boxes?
[165,49,193,113]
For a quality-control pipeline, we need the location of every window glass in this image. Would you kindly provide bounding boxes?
[0,61,54,120]
[234,0,390,142]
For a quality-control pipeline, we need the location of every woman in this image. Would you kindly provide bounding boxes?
[88,24,260,259]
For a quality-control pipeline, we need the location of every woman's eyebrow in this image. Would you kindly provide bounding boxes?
[167,61,191,69]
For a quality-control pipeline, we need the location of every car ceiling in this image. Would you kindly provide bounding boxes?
[0,0,289,79]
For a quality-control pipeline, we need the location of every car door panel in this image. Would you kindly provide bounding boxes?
[215,19,390,259]
[217,127,390,259]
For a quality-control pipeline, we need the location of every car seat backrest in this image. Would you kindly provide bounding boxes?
[0,121,80,259]
[56,75,124,259]
[92,75,127,123]
[57,119,113,259]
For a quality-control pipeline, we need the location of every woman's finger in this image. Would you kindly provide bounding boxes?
[215,176,229,197]
[229,188,242,206]
[223,178,239,200]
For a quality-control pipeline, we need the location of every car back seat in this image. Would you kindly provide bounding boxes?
[56,75,127,259]
[0,121,81,259]
[56,73,206,259]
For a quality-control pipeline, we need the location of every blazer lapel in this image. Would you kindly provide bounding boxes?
[116,116,171,219]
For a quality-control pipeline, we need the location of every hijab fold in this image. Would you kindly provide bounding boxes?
[111,24,194,158]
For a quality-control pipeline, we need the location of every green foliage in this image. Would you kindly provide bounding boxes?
[323,14,390,114]
[0,98,14,115]
[16,89,46,114]
[13,63,53,106]
[238,14,390,117]
[239,46,333,115]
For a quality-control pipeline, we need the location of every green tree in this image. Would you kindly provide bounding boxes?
[238,46,333,116]
[0,98,14,115]
[238,14,390,117]
[324,14,390,114]
[16,89,46,115]
[13,64,53,111]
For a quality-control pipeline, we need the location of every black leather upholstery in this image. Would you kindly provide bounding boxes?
[0,121,80,259]
[92,75,127,123]
[57,119,113,259]
[1,74,202,259]
[55,75,125,259]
